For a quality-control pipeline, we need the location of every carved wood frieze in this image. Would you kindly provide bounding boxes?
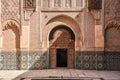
[88,0,102,10]
[24,0,36,8]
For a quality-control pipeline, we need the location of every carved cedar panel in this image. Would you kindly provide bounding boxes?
[88,0,102,10]
[24,0,36,8]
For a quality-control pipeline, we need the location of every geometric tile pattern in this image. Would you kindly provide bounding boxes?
[76,51,120,70]
[97,53,104,70]
[104,52,120,70]
[76,51,104,70]
[0,50,120,70]
[0,50,17,70]
[0,50,49,70]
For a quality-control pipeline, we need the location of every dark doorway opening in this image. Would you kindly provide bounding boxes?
[57,48,67,67]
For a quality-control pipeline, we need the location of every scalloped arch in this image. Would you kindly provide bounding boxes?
[105,20,120,31]
[2,19,21,35]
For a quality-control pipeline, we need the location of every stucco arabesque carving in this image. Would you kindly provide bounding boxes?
[88,9,101,25]
[24,0,36,20]
[2,20,21,35]
[105,0,120,29]
[24,9,35,20]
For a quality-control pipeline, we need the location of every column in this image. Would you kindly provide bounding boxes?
[0,0,1,35]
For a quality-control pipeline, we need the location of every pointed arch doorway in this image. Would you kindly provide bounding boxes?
[49,25,75,68]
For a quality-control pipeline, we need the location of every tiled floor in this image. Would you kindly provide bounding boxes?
[0,69,120,80]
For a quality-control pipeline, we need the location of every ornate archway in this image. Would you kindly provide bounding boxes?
[1,20,20,70]
[42,14,82,69]
[104,21,120,70]
[2,20,20,50]
[105,21,120,51]
[49,25,75,68]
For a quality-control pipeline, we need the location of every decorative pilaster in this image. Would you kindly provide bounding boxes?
[0,0,1,33]
[23,0,36,20]
[87,0,104,51]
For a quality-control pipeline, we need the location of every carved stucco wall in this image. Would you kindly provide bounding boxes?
[0,0,119,70]
[84,12,95,50]
[104,0,120,70]
[105,0,120,24]
[105,28,120,51]
[0,0,21,70]
[1,0,20,23]
[105,0,120,51]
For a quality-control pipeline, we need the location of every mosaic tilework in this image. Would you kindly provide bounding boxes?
[0,50,49,70]
[0,50,120,70]
[97,53,104,70]
[76,51,82,69]
[104,52,120,70]
[20,50,49,70]
[76,51,120,70]
[0,50,18,70]
[76,51,104,70]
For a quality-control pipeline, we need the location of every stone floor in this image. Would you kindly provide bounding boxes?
[0,69,120,80]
